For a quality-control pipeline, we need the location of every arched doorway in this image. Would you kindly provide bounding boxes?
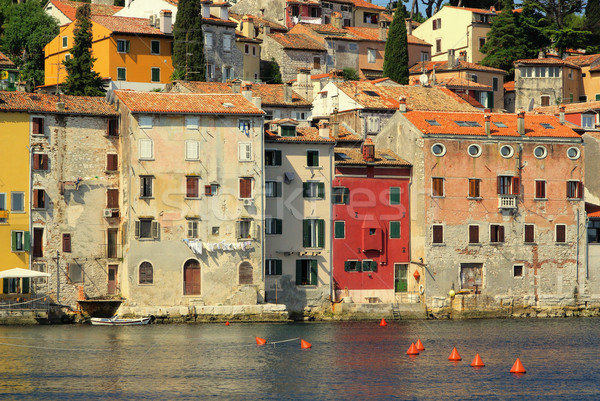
[183,259,201,295]
[239,261,253,285]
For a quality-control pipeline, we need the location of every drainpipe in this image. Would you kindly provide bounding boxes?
[259,116,265,287]
[576,210,580,289]
[329,142,334,302]
[27,142,32,273]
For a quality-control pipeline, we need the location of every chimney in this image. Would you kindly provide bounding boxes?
[56,102,65,112]
[231,80,241,93]
[159,10,172,34]
[405,18,413,35]
[263,24,271,35]
[219,5,229,20]
[242,83,253,101]
[490,6,496,13]
[252,96,261,110]
[447,49,455,69]
[398,96,407,113]
[484,113,491,137]
[243,16,255,38]
[283,82,293,104]
[318,119,330,138]
[331,12,342,29]
[362,138,375,162]
[202,2,211,18]
[331,119,339,137]
[517,110,525,136]
[378,21,387,41]
[459,50,467,61]
[559,105,565,124]
[293,67,313,102]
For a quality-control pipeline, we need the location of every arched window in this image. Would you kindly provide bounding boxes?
[239,261,253,285]
[139,262,153,284]
[184,259,201,295]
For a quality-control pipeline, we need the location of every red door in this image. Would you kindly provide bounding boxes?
[108,265,118,295]
[184,260,201,295]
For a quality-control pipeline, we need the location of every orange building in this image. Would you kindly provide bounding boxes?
[44,11,174,92]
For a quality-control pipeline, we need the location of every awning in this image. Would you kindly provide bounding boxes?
[0,268,50,278]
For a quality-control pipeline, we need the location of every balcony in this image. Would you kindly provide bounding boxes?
[498,195,517,209]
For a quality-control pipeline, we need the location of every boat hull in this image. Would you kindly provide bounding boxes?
[90,317,151,326]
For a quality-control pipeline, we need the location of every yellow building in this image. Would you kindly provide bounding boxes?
[0,110,30,279]
[44,12,174,91]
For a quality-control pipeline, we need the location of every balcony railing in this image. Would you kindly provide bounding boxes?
[498,195,517,209]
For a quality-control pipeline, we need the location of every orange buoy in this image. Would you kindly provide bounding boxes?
[300,339,312,349]
[415,339,425,351]
[510,358,526,374]
[225,321,230,326]
[448,347,462,361]
[379,318,387,326]
[470,353,485,367]
[406,343,420,355]
[255,337,267,345]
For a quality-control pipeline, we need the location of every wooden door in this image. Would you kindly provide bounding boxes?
[184,260,201,295]
[394,264,408,293]
[108,265,118,295]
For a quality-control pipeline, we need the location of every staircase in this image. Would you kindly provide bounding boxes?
[391,303,401,320]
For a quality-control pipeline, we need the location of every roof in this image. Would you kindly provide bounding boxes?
[92,15,170,36]
[115,91,264,115]
[409,60,506,74]
[173,81,312,107]
[265,126,335,143]
[349,0,386,11]
[454,92,485,108]
[335,146,411,166]
[48,0,122,21]
[435,76,492,90]
[403,110,580,138]
[0,91,117,116]
[564,54,600,67]
[229,12,288,32]
[444,5,497,14]
[267,33,326,51]
[514,58,581,69]
[0,51,15,70]
[334,81,478,112]
[343,26,429,45]
[504,81,515,92]
[533,101,600,115]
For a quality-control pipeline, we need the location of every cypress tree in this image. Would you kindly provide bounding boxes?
[172,0,206,81]
[383,7,409,85]
[586,0,600,52]
[63,3,105,96]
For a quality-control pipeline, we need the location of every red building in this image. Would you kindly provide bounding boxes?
[285,0,322,28]
[332,139,412,304]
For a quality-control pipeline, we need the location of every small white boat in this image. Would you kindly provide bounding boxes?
[90,315,152,326]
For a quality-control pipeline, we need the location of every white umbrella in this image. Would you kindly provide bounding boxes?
[0,268,50,278]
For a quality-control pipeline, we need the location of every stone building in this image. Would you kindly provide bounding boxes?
[375,109,587,316]
[114,91,265,314]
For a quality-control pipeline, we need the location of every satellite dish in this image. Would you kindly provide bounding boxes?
[528,98,534,111]
[419,74,429,86]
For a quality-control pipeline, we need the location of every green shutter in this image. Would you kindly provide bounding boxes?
[318,183,325,199]
[303,220,310,247]
[2,279,7,294]
[22,278,29,293]
[390,222,400,238]
[310,259,318,285]
[371,261,378,272]
[313,152,319,166]
[317,219,325,248]
[390,187,400,205]
[275,150,282,165]
[334,221,344,238]
[303,182,309,198]
[344,261,350,271]
[296,260,303,285]
[11,231,16,252]
[276,219,283,234]
[276,182,282,197]
[488,91,494,109]
[344,188,350,204]
[24,231,30,252]
[276,260,282,275]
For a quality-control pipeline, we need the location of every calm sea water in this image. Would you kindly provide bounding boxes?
[0,318,598,400]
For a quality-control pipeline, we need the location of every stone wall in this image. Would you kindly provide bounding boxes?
[261,37,326,82]
[203,24,244,82]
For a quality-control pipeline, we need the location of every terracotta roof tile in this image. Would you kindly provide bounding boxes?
[564,54,600,67]
[444,5,497,14]
[435,76,492,90]
[0,91,117,116]
[514,58,581,69]
[347,0,387,11]
[267,32,326,51]
[410,60,506,74]
[115,91,264,115]
[50,0,122,21]
[0,51,15,70]
[404,110,580,138]
[265,126,335,143]
[335,146,411,166]
[230,13,289,32]
[92,16,171,36]
[347,27,429,46]
[533,101,600,115]
[504,81,515,91]
[453,92,485,108]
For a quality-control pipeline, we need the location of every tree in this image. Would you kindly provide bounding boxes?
[1,0,59,89]
[172,0,206,81]
[383,5,409,84]
[342,67,360,81]
[585,0,600,52]
[260,58,282,84]
[62,3,105,96]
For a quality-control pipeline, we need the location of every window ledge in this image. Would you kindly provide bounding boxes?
[105,170,119,174]
[468,243,482,246]
[489,242,504,245]
[431,196,445,199]
[524,242,537,245]
[467,197,482,200]
[555,242,568,245]
[534,198,547,201]
[184,197,202,200]
[139,196,154,200]
[139,158,155,161]
[237,238,254,242]
[305,166,322,169]
[431,243,445,246]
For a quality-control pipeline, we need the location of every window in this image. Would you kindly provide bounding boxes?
[117,67,126,81]
[468,144,482,157]
[460,263,482,292]
[151,67,160,82]
[32,189,45,209]
[186,116,199,130]
[265,259,282,275]
[239,178,252,198]
[334,221,345,238]
[265,218,282,234]
[362,260,378,272]
[307,150,319,167]
[432,225,443,244]
[33,153,49,171]
[541,95,550,107]
[265,181,282,197]
[223,67,234,81]
[556,224,566,243]
[62,233,71,252]
[587,219,600,243]
[567,147,581,160]
[313,56,320,69]
[582,115,595,128]
[107,118,119,136]
[205,184,219,196]
[281,126,296,137]
[186,176,200,198]
[500,145,514,158]
[367,48,376,63]
[151,40,160,55]
[239,143,252,161]
[265,149,282,166]
[479,37,485,49]
[62,36,68,48]
[252,46,256,56]
[492,77,498,92]
[420,52,429,61]
[432,177,444,197]
[497,176,520,195]
[513,264,523,277]
[32,117,44,136]
[140,176,153,198]
[390,221,401,239]
[468,179,481,198]
[205,32,213,50]
[185,140,200,160]
[207,64,215,79]
[432,18,441,29]
[303,219,325,248]
[0,193,5,223]
[106,188,118,208]
[567,181,583,199]
[332,187,349,204]
[490,224,505,243]
[535,180,546,199]
[296,259,318,285]
[139,138,153,160]
[117,39,130,53]
[303,182,325,199]
[344,260,360,272]
[139,262,153,284]
[11,231,29,252]
[295,112,306,121]
[349,43,358,51]
[237,219,253,239]
[11,192,24,212]
[435,39,441,53]
[238,119,251,132]
[223,34,233,51]
[468,225,479,244]
[431,143,446,156]
[187,219,199,238]
[135,218,159,239]
[68,263,83,283]
[244,44,249,54]
[524,224,535,243]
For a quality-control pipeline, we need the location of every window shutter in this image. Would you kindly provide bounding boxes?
[390,221,400,238]
[512,177,520,195]
[186,177,197,198]
[275,150,282,165]
[135,221,140,238]
[318,183,325,199]
[62,233,71,253]
[107,154,117,171]
[557,225,566,242]
[335,221,344,238]
[567,182,571,198]
[205,185,211,196]
[276,218,283,234]
[312,151,319,166]
[390,187,400,204]
[371,261,378,272]
[303,219,310,247]
[303,182,309,198]
[2,279,7,294]
[22,278,29,293]
[343,188,350,204]
[32,189,39,209]
[152,221,159,238]
[33,154,40,170]
[41,154,49,170]
[317,219,325,248]
[433,226,443,243]
[469,225,478,243]
[126,40,130,52]
[499,226,505,242]
[578,182,584,198]
[310,260,318,285]
[344,261,350,271]
[276,260,282,275]
[296,260,303,285]
[11,231,16,252]
[24,231,30,251]
[107,189,118,208]
[186,141,199,160]
[525,225,534,243]
[497,176,502,194]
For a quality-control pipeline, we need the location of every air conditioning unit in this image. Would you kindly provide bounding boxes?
[103,209,113,218]
[243,199,253,206]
